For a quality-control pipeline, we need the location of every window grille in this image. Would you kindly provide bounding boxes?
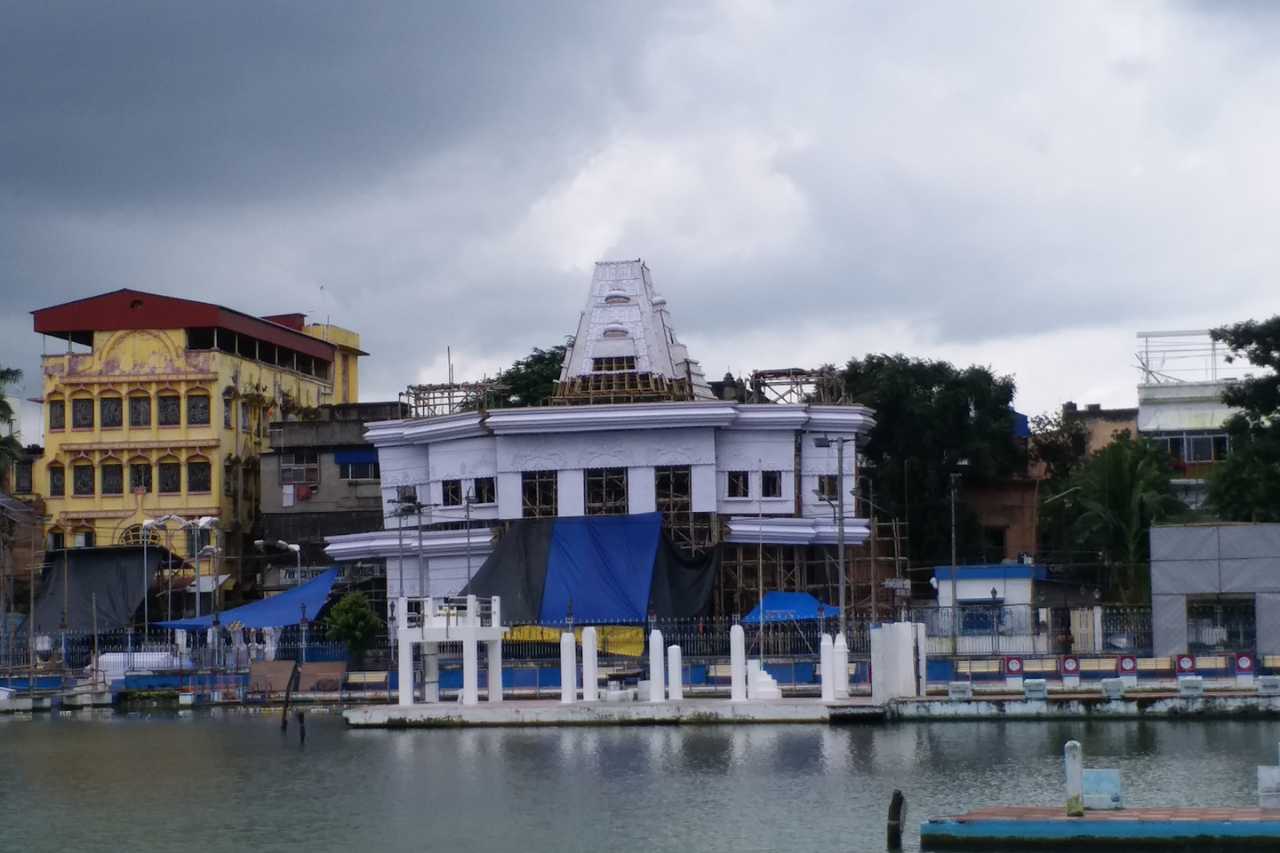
[100,397,122,428]
[521,470,557,518]
[727,470,750,498]
[129,396,151,428]
[585,467,628,515]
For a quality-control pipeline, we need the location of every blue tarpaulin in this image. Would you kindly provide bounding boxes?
[158,568,340,629]
[334,448,378,465]
[742,591,840,624]
[538,513,663,622]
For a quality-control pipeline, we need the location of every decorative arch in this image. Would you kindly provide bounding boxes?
[118,524,162,547]
[100,328,183,371]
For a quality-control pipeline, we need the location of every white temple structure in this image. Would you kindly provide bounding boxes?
[326,259,875,618]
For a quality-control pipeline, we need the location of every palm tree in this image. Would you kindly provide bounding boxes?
[1067,434,1184,602]
[0,365,23,482]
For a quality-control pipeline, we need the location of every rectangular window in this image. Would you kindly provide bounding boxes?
[187,395,210,426]
[49,531,65,551]
[158,462,181,494]
[1213,434,1230,461]
[129,396,151,428]
[75,530,96,548]
[158,394,181,426]
[1189,435,1214,463]
[655,465,692,515]
[817,474,838,501]
[49,400,65,431]
[339,462,380,480]
[474,476,496,505]
[130,463,152,493]
[49,466,65,497]
[727,470,750,498]
[15,461,33,494]
[762,470,782,499]
[394,485,417,511]
[521,470,557,518]
[591,356,637,372]
[280,449,319,485]
[102,464,123,495]
[224,397,233,429]
[100,397,122,428]
[73,465,94,496]
[188,460,211,492]
[442,479,463,507]
[585,467,628,516]
[72,398,94,429]
[240,404,250,432]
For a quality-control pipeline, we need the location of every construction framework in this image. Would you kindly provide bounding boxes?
[749,367,846,405]
[400,380,509,419]
[552,372,694,406]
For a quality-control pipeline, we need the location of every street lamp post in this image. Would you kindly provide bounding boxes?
[813,435,854,638]
[948,462,968,650]
[253,539,302,587]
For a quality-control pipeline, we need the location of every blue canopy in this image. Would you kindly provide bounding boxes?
[742,591,840,624]
[159,568,339,629]
[538,513,663,623]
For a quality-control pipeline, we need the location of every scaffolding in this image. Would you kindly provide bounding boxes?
[400,380,509,419]
[1135,330,1255,385]
[748,366,845,405]
[552,372,694,406]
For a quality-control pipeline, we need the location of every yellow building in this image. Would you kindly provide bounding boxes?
[31,290,363,595]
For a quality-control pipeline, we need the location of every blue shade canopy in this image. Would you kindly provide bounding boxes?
[742,591,840,624]
[538,513,663,623]
[334,448,377,465]
[159,568,339,629]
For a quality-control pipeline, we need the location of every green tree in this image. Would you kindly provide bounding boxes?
[841,354,1022,565]
[1029,410,1088,484]
[324,592,383,668]
[494,345,567,408]
[1207,317,1280,521]
[1053,434,1183,602]
[0,365,23,480]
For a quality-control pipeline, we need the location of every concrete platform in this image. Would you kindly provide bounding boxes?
[344,698,883,728]
[922,805,1280,847]
[891,692,1280,720]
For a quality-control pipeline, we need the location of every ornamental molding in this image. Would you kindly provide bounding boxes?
[725,515,872,546]
[325,527,495,562]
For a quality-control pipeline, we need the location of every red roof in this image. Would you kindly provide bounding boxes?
[32,289,334,361]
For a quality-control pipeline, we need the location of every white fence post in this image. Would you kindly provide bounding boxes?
[730,624,747,702]
[559,632,577,704]
[667,645,684,701]
[648,629,665,702]
[581,627,598,702]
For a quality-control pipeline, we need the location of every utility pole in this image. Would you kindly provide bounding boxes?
[836,438,847,638]
[950,472,960,650]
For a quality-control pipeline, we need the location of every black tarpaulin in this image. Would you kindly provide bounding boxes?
[648,534,718,619]
[460,519,554,622]
[31,546,170,633]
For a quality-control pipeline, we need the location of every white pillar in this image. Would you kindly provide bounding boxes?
[1065,740,1084,817]
[424,643,440,703]
[486,639,503,703]
[730,624,747,702]
[648,629,665,702]
[667,645,684,701]
[581,627,598,702]
[396,597,413,706]
[462,638,479,706]
[560,632,577,704]
[833,633,850,699]
[820,634,835,702]
[746,659,761,700]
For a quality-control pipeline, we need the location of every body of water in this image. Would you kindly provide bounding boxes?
[1,712,1275,852]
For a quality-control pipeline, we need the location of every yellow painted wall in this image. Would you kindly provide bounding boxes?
[303,323,361,404]
[38,325,358,578]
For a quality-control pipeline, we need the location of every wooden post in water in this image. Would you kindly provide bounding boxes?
[886,789,906,850]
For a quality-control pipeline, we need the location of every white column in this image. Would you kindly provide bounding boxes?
[730,624,747,702]
[667,645,684,701]
[396,597,413,706]
[746,659,761,700]
[648,629,665,702]
[424,643,440,703]
[833,633,850,699]
[1065,740,1084,816]
[486,639,503,703]
[581,627,598,702]
[462,638,479,705]
[560,632,577,704]
[820,634,835,702]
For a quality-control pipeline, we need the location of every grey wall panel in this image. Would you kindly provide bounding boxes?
[1222,558,1280,594]
[1257,593,1280,656]
[1150,559,1221,595]
[1151,525,1219,562]
[1152,594,1188,657]
[1220,524,1280,560]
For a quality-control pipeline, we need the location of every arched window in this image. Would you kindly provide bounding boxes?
[601,323,629,339]
[157,389,181,427]
[48,463,65,497]
[47,527,65,551]
[101,457,123,495]
[129,456,152,493]
[71,394,94,430]
[157,456,181,494]
[603,289,630,305]
[119,524,162,547]
[187,455,212,493]
[129,393,152,428]
[48,397,65,431]
[187,390,210,426]
[100,394,123,429]
[72,462,95,496]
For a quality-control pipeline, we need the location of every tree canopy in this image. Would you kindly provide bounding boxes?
[842,354,1022,565]
[0,365,23,480]
[1207,317,1280,522]
[494,345,567,408]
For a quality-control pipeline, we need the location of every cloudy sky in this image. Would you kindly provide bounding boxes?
[3,1,1277,441]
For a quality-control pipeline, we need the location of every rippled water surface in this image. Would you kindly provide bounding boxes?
[1,712,1276,852]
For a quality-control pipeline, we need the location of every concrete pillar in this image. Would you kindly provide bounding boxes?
[1065,740,1084,817]
[424,643,440,703]
[730,624,747,702]
[833,633,850,700]
[746,659,761,700]
[820,634,835,702]
[581,627,598,702]
[560,632,577,704]
[396,597,413,707]
[486,639,503,703]
[667,645,684,701]
[462,638,478,706]
[648,629,665,702]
